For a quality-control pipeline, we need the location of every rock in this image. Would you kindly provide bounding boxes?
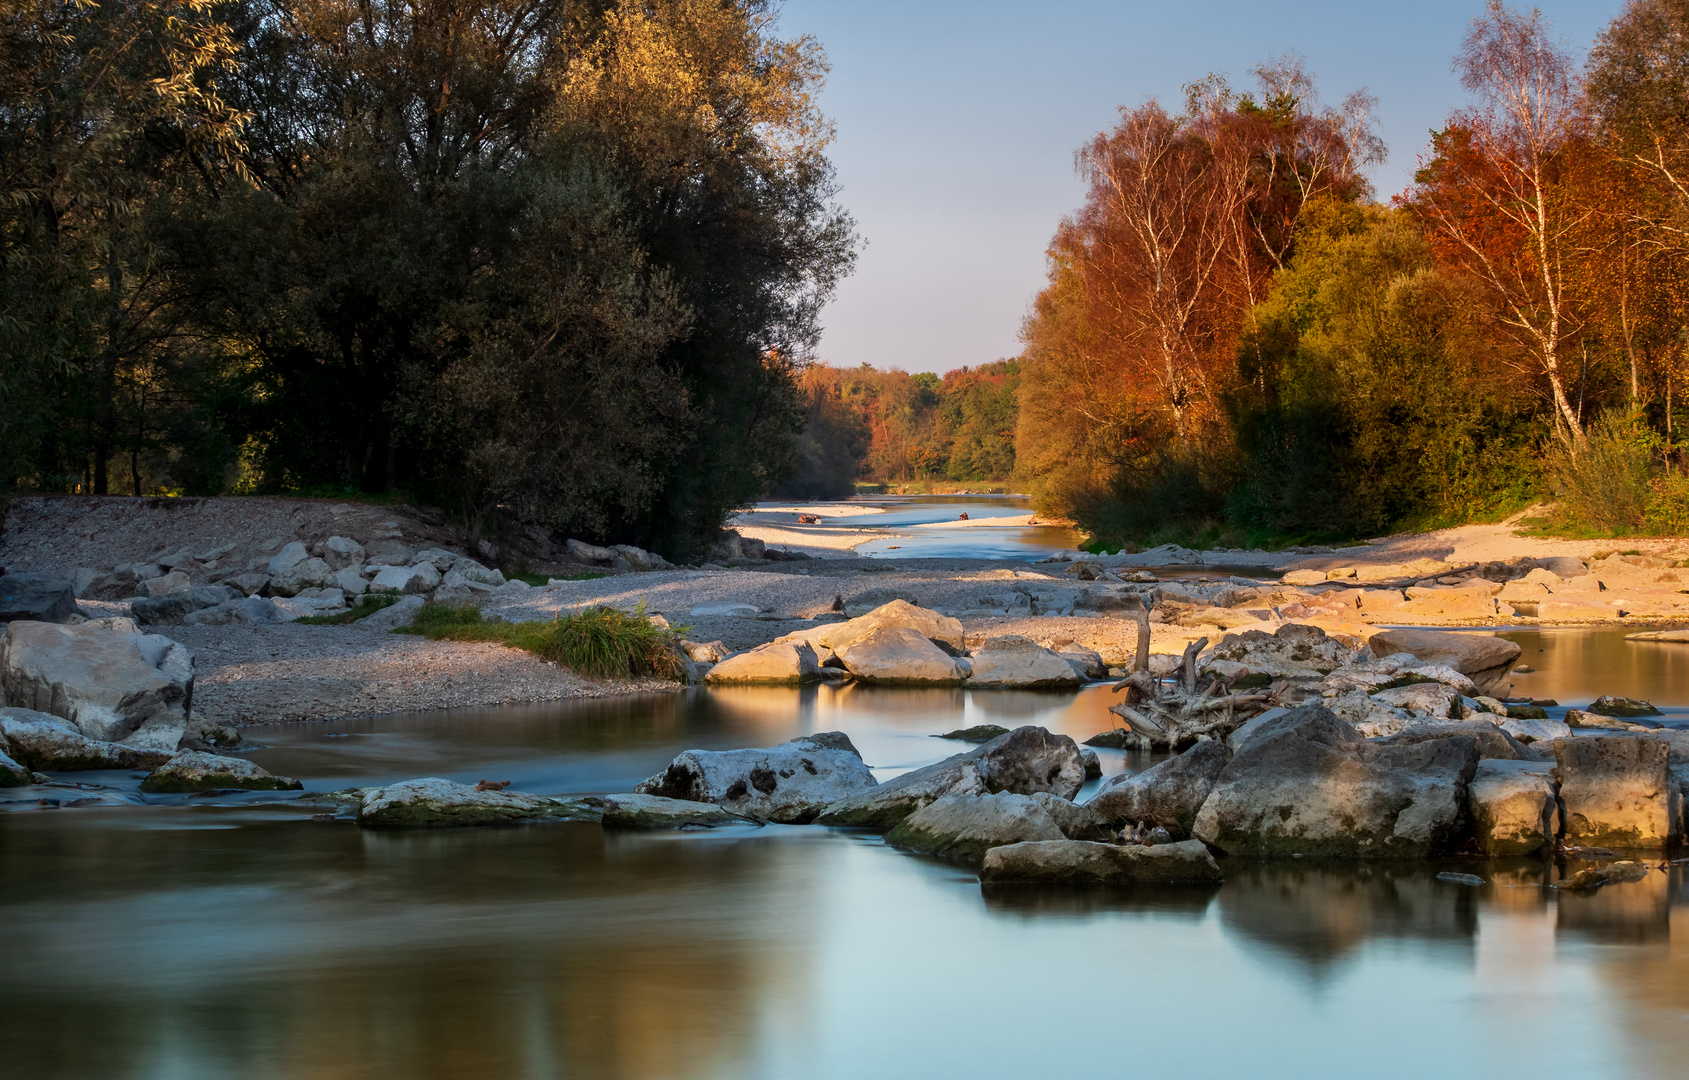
[704,641,821,685]
[0,707,173,769]
[442,563,503,588]
[139,750,303,792]
[0,747,28,785]
[180,715,243,751]
[267,542,309,576]
[137,571,191,598]
[131,585,239,626]
[0,621,193,751]
[1320,653,1478,697]
[965,636,1083,688]
[817,725,1085,828]
[884,792,1067,863]
[740,537,767,560]
[318,536,366,570]
[635,732,878,823]
[1086,739,1230,837]
[1499,715,1573,744]
[1225,707,1291,752]
[835,626,965,684]
[567,538,615,564]
[935,725,1011,743]
[184,596,292,626]
[1554,861,1654,891]
[1084,729,1135,749]
[1191,703,1479,858]
[608,544,658,571]
[1468,759,1557,856]
[1206,624,1360,678]
[979,838,1223,884]
[1282,570,1327,586]
[224,572,271,597]
[412,547,460,572]
[1057,646,1108,679]
[1029,791,1110,839]
[332,566,369,596]
[356,595,425,631]
[1365,628,1520,696]
[1379,721,1541,762]
[1587,695,1662,718]
[364,539,412,566]
[1080,749,1102,779]
[0,572,78,623]
[1502,703,1548,719]
[358,777,598,828]
[1566,709,1660,732]
[1371,680,1462,719]
[1324,689,1413,738]
[268,556,334,597]
[1537,599,1622,621]
[598,793,760,829]
[843,588,919,618]
[779,600,965,655]
[369,563,441,595]
[680,639,730,663]
[1556,736,1680,849]
[689,602,760,617]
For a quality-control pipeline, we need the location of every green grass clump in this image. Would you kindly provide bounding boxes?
[508,571,607,586]
[295,593,400,626]
[401,601,688,680]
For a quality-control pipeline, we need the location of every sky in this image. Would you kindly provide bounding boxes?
[775,0,1627,376]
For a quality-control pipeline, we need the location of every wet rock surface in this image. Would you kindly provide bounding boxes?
[139,750,302,793]
[1468,759,1558,856]
[0,707,173,770]
[884,792,1066,864]
[635,732,877,823]
[597,793,760,830]
[358,777,599,828]
[1086,739,1230,837]
[979,838,1223,885]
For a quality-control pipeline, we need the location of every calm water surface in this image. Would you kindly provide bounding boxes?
[4,658,1689,1078]
[830,494,1087,559]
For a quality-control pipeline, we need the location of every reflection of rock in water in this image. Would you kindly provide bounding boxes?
[1555,859,1670,945]
[1217,863,1477,976]
[980,882,1217,920]
[966,689,1076,722]
[1592,869,1689,1078]
[0,814,822,1080]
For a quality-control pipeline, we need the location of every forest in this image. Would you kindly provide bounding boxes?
[1015,0,1689,549]
[0,0,854,557]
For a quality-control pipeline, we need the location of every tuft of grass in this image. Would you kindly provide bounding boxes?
[401,601,687,680]
[510,571,607,586]
[295,593,400,626]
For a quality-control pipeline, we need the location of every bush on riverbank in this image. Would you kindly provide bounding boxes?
[403,603,688,681]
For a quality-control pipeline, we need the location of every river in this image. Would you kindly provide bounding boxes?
[3,672,1689,1079]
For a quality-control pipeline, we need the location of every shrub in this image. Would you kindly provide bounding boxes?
[1545,411,1653,534]
[401,601,687,681]
[1644,476,1689,535]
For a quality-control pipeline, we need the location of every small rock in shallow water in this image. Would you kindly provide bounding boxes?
[358,777,598,828]
[140,750,303,793]
[1436,872,1487,886]
[1553,861,1653,891]
[934,725,1010,743]
[1080,749,1101,780]
[1083,729,1133,749]
[598,793,760,830]
[1586,695,1663,718]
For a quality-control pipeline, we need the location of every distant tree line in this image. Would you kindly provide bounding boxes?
[773,360,1020,498]
[0,0,854,557]
[1016,0,1689,546]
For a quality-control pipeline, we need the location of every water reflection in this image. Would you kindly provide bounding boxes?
[1499,626,1689,710]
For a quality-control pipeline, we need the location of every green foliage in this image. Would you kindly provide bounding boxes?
[1644,476,1689,535]
[1543,411,1654,534]
[401,601,686,680]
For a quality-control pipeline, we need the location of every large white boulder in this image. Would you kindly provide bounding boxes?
[318,536,366,570]
[965,635,1082,688]
[834,626,965,684]
[1555,736,1680,849]
[369,562,441,595]
[704,641,821,685]
[0,621,193,751]
[779,600,965,654]
[1468,759,1557,856]
[635,732,877,823]
[0,706,173,769]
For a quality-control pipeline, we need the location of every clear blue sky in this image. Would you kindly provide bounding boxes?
[776,0,1624,376]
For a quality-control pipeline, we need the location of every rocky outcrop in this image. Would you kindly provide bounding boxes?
[598,793,760,829]
[635,732,877,823]
[1191,704,1479,858]
[704,641,821,685]
[979,838,1223,885]
[884,792,1066,863]
[139,750,303,792]
[1205,624,1360,679]
[0,572,77,623]
[1555,736,1680,849]
[833,627,965,684]
[1086,739,1230,837]
[1468,759,1558,856]
[0,621,193,751]
[964,636,1083,688]
[817,725,1085,829]
[0,707,172,770]
[1366,629,1521,696]
[358,778,600,827]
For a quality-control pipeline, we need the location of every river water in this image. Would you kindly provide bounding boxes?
[4,676,1689,1079]
[827,494,1087,559]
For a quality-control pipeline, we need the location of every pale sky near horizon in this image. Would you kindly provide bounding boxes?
[776,0,1625,376]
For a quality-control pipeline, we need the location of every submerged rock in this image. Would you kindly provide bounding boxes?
[139,750,302,793]
[817,725,1086,829]
[1086,739,1230,838]
[1556,736,1679,849]
[635,732,877,823]
[1468,759,1558,857]
[935,725,1011,743]
[358,777,599,827]
[884,792,1066,863]
[979,838,1223,885]
[598,793,760,830]
[1191,703,1479,858]
[0,621,194,751]
[0,707,173,770]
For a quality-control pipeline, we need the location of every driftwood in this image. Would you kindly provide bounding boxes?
[1100,600,1274,749]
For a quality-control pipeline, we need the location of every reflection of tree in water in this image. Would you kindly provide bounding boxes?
[0,816,823,1080]
[1216,863,1479,978]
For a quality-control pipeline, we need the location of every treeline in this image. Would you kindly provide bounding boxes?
[775,360,1019,498]
[1017,0,1689,547]
[0,0,854,558]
